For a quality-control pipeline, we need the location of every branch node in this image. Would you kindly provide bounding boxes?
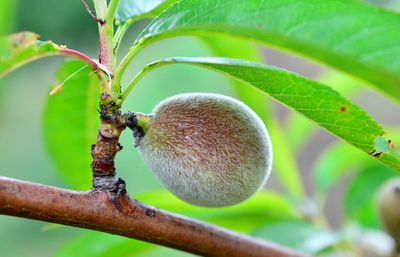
[124,112,144,147]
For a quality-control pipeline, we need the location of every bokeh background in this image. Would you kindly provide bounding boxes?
[1,1,400,256]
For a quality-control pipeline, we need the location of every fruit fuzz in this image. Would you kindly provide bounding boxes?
[127,93,273,207]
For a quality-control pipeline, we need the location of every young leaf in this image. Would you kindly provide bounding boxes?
[115,0,177,22]
[135,0,400,102]
[200,37,304,200]
[127,57,400,171]
[0,32,60,78]
[43,60,100,189]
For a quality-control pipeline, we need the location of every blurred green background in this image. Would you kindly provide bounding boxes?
[1,1,400,257]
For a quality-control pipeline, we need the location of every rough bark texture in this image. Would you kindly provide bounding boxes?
[90,99,125,191]
[0,177,308,257]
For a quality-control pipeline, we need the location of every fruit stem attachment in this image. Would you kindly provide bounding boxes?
[124,112,152,147]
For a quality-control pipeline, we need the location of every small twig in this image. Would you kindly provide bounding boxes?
[81,0,104,24]
[0,177,308,257]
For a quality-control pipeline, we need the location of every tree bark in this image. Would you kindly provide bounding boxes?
[0,176,308,257]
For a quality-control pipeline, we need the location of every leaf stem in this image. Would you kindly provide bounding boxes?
[113,41,148,97]
[113,22,130,56]
[120,57,176,101]
[58,48,112,95]
[58,48,100,71]
[113,12,155,54]
[113,17,144,57]
[105,0,120,26]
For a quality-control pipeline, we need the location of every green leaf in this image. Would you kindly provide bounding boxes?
[344,165,399,228]
[200,36,304,200]
[0,32,61,78]
[137,190,295,232]
[137,0,400,102]
[115,0,177,22]
[310,71,377,193]
[285,70,364,154]
[136,57,400,171]
[43,60,100,189]
[252,220,338,254]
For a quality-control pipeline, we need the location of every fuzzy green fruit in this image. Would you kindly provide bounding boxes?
[132,93,272,207]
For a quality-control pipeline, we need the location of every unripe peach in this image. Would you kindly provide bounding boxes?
[131,93,272,207]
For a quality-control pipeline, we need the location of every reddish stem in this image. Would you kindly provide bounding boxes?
[58,48,100,71]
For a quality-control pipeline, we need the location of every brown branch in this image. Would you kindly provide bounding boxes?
[0,176,308,257]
